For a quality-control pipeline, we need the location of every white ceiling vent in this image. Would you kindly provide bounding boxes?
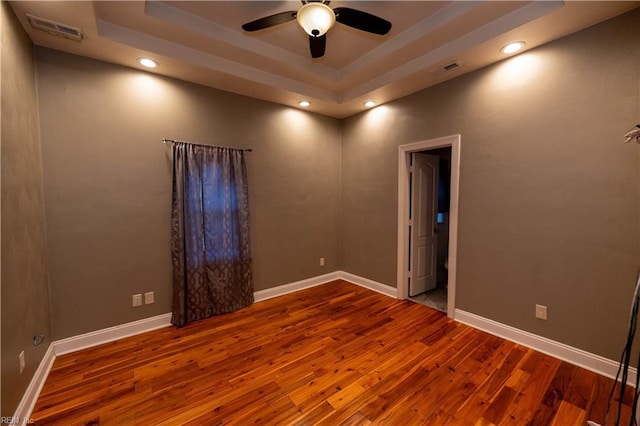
[428,61,462,78]
[26,14,83,41]
[443,62,460,71]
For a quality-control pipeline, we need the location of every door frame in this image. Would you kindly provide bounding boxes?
[397,134,461,318]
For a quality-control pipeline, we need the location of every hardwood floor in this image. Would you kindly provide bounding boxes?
[31,280,631,425]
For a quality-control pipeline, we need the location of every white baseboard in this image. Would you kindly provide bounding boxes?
[13,343,56,423]
[455,309,636,386]
[339,271,398,298]
[253,271,398,302]
[53,313,173,356]
[254,271,342,302]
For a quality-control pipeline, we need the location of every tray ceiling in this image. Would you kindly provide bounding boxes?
[9,1,639,118]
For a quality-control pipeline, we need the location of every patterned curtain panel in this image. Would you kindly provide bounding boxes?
[171,142,254,327]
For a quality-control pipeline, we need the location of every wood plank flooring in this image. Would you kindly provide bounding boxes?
[31,280,632,425]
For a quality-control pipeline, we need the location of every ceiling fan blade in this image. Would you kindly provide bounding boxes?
[242,11,296,32]
[333,7,392,35]
[309,34,326,58]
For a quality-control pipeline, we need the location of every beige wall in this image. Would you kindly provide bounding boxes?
[35,48,342,340]
[341,10,640,361]
[1,2,52,415]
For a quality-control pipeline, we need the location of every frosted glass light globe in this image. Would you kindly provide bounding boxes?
[296,3,336,37]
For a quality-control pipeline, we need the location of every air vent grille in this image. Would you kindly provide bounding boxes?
[26,14,83,41]
[443,62,460,71]
[427,61,463,78]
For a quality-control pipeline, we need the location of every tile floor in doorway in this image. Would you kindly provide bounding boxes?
[409,286,447,312]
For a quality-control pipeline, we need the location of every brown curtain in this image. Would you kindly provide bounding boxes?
[171,142,253,327]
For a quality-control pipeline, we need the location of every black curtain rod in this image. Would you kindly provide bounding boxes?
[162,138,252,152]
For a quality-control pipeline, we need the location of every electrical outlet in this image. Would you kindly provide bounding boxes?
[319,257,325,266]
[19,351,25,374]
[535,304,548,320]
[144,291,155,305]
[132,294,142,307]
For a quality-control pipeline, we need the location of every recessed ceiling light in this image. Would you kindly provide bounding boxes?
[298,101,311,107]
[501,41,525,54]
[363,101,376,108]
[138,58,158,68]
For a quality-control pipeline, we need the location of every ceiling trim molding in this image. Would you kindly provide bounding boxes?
[338,1,482,78]
[145,1,340,81]
[340,0,564,103]
[97,19,339,103]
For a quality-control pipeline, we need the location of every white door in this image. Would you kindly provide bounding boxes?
[409,153,439,296]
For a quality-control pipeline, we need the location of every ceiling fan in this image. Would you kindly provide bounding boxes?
[241,1,392,59]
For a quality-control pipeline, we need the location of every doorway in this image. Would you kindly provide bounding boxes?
[397,135,460,318]
[408,148,451,311]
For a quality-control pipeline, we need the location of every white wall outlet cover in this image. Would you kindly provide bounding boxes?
[144,291,155,304]
[535,304,548,320]
[132,294,143,307]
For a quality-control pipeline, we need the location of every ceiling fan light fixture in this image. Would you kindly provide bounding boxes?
[298,100,311,107]
[363,101,376,108]
[296,3,336,37]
